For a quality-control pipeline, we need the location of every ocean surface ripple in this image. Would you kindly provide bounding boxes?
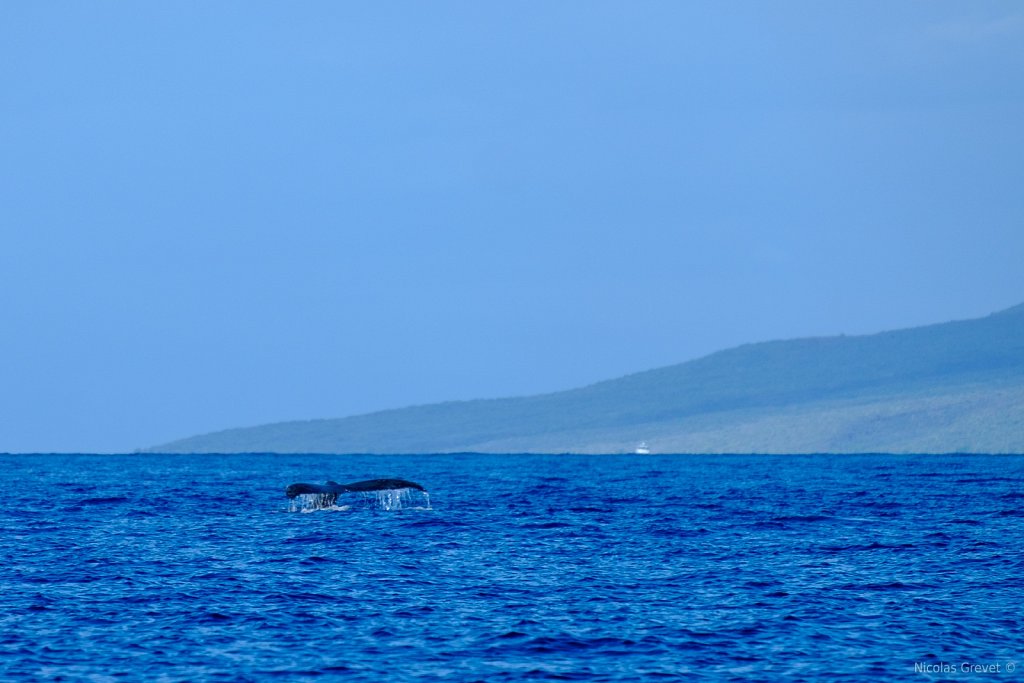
[0,453,1021,681]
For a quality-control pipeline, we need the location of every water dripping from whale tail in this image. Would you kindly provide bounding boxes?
[366,487,432,511]
[287,487,431,513]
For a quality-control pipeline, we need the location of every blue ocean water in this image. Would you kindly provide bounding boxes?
[1,453,1021,681]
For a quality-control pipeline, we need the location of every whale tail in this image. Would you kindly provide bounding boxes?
[285,478,426,499]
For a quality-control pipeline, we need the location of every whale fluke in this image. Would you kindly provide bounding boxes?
[285,478,426,499]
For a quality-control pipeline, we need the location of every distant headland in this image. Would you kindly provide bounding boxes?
[150,303,1024,454]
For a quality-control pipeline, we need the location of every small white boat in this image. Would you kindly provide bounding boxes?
[635,441,650,455]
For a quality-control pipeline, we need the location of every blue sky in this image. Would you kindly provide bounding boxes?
[2,2,1023,452]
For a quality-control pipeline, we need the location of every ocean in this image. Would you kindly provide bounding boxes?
[1,453,1021,681]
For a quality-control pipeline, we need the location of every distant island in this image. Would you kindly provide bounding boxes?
[150,303,1024,454]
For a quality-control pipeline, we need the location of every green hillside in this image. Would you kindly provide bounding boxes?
[151,303,1024,454]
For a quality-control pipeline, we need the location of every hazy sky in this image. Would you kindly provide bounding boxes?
[3,2,1023,452]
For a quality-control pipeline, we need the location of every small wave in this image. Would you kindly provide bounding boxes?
[489,633,644,656]
[497,631,528,639]
[284,533,337,545]
[751,520,788,529]
[260,668,349,677]
[838,581,935,591]
[57,483,94,492]
[651,527,708,538]
[821,541,915,552]
[772,514,832,523]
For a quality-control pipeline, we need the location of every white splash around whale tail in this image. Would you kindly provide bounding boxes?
[288,487,432,513]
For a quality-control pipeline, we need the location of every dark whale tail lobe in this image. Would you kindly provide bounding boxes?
[285,478,426,499]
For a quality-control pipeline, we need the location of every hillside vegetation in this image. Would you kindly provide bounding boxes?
[152,303,1024,454]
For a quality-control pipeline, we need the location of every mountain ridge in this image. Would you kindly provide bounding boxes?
[151,303,1024,453]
